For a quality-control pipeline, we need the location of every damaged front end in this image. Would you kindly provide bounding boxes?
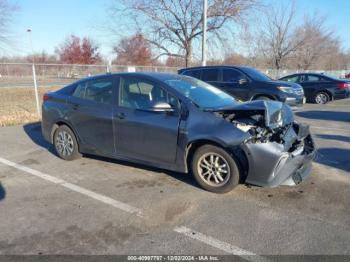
[214,101,316,187]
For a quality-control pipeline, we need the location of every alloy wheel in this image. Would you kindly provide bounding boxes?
[315,93,328,104]
[55,131,74,157]
[197,153,231,187]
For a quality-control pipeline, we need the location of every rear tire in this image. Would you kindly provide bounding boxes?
[314,92,330,104]
[53,125,81,161]
[191,145,240,193]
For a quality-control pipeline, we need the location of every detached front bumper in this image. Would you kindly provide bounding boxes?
[242,124,316,188]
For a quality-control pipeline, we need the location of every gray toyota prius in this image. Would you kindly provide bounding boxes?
[42,73,315,193]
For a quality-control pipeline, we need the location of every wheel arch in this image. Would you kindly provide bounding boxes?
[251,94,276,101]
[185,139,249,183]
[50,120,79,145]
[316,89,333,101]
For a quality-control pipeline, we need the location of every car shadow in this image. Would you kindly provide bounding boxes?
[315,134,350,143]
[86,154,200,189]
[296,110,350,122]
[315,148,350,173]
[0,183,5,201]
[22,122,200,190]
[23,122,56,154]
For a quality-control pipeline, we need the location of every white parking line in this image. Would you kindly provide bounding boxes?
[0,157,143,216]
[0,156,266,257]
[174,226,269,262]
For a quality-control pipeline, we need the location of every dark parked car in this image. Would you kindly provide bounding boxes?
[345,72,350,79]
[42,73,315,193]
[279,73,350,104]
[178,66,305,109]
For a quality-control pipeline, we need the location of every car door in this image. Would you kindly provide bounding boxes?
[113,76,180,164]
[219,68,251,101]
[67,77,116,156]
[300,74,322,98]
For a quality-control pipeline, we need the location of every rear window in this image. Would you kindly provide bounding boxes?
[305,75,322,82]
[57,83,77,95]
[72,82,86,98]
[85,79,113,104]
[202,69,219,82]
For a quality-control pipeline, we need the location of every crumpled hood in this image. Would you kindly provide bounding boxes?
[212,100,294,129]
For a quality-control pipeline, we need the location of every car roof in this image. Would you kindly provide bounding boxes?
[283,73,326,77]
[178,65,254,72]
[74,72,189,84]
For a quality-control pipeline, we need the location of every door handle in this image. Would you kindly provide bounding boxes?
[116,112,126,120]
[72,104,79,110]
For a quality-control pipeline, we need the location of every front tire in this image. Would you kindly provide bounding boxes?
[191,145,240,193]
[255,96,272,101]
[53,125,81,161]
[314,92,330,104]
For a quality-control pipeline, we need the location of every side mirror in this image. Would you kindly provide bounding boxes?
[238,78,248,85]
[150,102,175,112]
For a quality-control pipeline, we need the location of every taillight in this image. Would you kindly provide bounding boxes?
[43,93,50,101]
[336,83,350,89]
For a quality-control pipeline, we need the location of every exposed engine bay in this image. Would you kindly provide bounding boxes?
[213,101,310,153]
[210,101,315,188]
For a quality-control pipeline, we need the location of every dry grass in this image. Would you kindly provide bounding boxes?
[0,86,59,127]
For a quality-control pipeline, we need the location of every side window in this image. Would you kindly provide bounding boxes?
[305,75,320,82]
[183,69,201,79]
[168,93,180,110]
[222,69,245,82]
[119,77,178,110]
[282,75,299,83]
[72,82,86,98]
[85,78,113,104]
[202,69,219,82]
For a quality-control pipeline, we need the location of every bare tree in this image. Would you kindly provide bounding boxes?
[291,14,340,70]
[253,1,306,70]
[0,0,17,50]
[110,0,257,67]
[26,51,58,64]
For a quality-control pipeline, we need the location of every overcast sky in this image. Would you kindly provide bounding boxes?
[6,0,350,60]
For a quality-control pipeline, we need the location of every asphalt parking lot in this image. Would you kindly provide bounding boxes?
[0,99,349,257]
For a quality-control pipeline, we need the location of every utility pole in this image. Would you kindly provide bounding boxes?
[201,0,208,66]
[27,29,40,117]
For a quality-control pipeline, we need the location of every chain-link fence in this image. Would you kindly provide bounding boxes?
[0,63,178,88]
[0,62,348,126]
[0,63,178,126]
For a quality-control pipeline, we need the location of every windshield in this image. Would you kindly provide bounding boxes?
[241,67,272,81]
[164,76,237,109]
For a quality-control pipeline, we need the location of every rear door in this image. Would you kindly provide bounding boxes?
[300,74,324,98]
[67,76,116,156]
[113,76,180,164]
